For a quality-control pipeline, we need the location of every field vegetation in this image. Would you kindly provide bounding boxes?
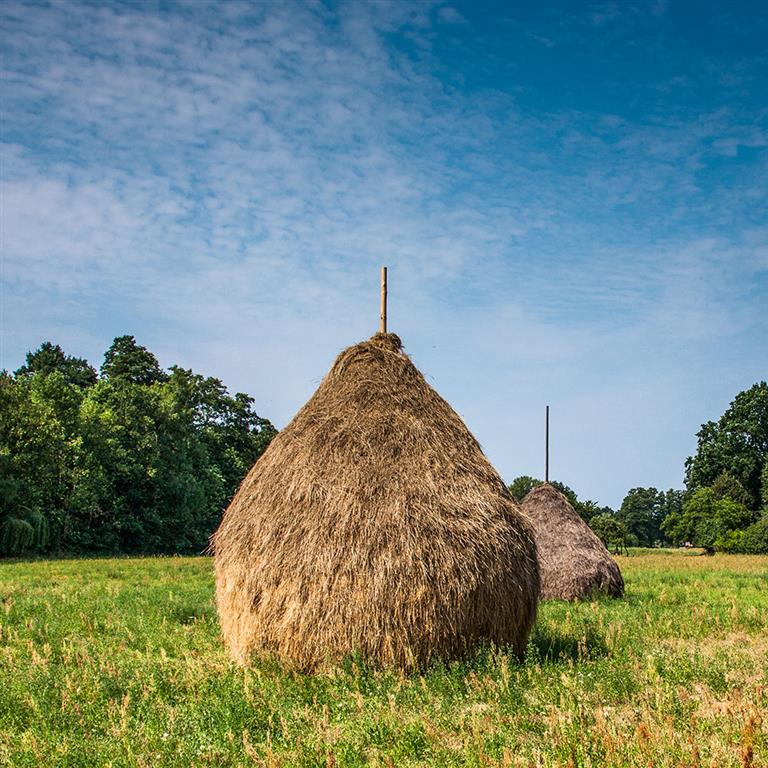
[1,551,766,767]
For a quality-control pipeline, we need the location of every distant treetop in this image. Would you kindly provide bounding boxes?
[101,335,167,386]
[15,341,97,388]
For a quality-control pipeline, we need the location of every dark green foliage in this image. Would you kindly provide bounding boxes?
[508,475,540,502]
[710,471,752,507]
[740,515,768,554]
[0,511,51,555]
[101,335,167,385]
[661,487,755,553]
[0,518,34,555]
[685,382,768,510]
[616,487,682,547]
[667,382,768,552]
[588,513,630,554]
[15,341,97,388]
[660,489,685,528]
[1,338,275,556]
[0,371,70,546]
[617,487,663,546]
[762,462,768,508]
[27,512,50,551]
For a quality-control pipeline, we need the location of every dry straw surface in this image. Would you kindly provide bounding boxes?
[522,483,624,601]
[213,332,539,671]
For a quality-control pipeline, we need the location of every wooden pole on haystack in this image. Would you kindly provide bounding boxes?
[545,405,550,483]
[380,266,388,333]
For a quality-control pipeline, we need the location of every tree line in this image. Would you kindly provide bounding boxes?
[2,336,766,557]
[1,338,276,555]
[509,381,768,554]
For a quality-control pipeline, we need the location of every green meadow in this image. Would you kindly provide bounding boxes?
[1,552,766,768]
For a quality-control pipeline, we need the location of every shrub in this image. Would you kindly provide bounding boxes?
[0,517,35,555]
[714,529,745,553]
[27,511,50,551]
[741,515,768,554]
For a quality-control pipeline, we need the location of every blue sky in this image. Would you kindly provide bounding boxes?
[2,0,767,508]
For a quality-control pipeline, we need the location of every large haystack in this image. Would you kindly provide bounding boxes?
[213,333,539,670]
[522,483,623,600]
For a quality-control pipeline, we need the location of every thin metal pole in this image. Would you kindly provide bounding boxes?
[545,405,550,483]
[380,266,388,333]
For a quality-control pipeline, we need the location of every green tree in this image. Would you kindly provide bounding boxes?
[573,499,605,524]
[741,515,768,554]
[101,336,166,386]
[3,337,276,556]
[661,486,754,553]
[617,487,667,546]
[762,462,768,508]
[0,372,69,554]
[165,367,276,498]
[710,471,751,507]
[685,382,768,510]
[508,475,540,502]
[15,341,97,388]
[660,489,685,534]
[589,513,629,555]
[67,378,164,552]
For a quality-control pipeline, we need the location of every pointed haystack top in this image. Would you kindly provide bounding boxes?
[522,483,624,601]
[213,333,539,670]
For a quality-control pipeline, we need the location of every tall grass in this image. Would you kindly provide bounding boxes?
[1,553,766,766]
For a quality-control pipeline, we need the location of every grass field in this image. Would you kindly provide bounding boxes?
[1,553,766,767]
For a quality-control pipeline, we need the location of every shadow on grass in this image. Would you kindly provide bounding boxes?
[527,622,609,663]
[338,622,612,679]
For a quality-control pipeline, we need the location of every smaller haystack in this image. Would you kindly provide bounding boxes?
[522,483,623,600]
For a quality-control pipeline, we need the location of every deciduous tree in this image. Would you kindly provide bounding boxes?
[685,382,768,510]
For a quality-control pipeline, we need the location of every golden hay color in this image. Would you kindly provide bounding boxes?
[212,333,539,671]
[522,483,624,601]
